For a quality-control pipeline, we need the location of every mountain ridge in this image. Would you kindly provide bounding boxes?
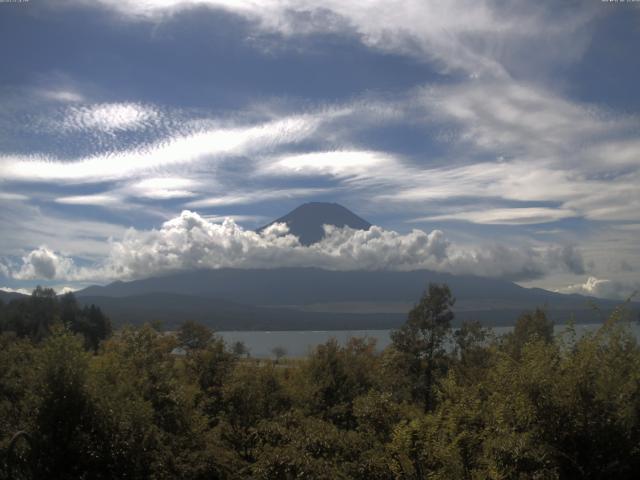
[73,267,636,329]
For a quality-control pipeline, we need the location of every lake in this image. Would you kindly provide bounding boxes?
[219,323,640,358]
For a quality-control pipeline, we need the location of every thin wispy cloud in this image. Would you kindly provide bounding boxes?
[60,103,160,133]
[0,113,327,183]
[186,188,330,208]
[54,194,123,207]
[413,208,578,226]
[1,0,637,297]
[124,177,200,200]
[75,0,598,77]
[38,88,86,103]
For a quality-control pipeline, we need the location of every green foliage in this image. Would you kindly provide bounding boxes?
[85,324,226,479]
[506,307,554,358]
[1,284,640,479]
[0,288,111,350]
[251,412,356,479]
[0,334,37,478]
[391,283,455,410]
[215,362,291,466]
[177,320,213,350]
[300,337,379,428]
[30,327,93,478]
[184,333,238,420]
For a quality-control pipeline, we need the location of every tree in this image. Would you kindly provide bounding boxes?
[67,302,112,352]
[14,287,58,341]
[272,346,287,363]
[177,320,213,350]
[232,340,249,358]
[1,290,110,350]
[299,337,378,429]
[185,335,237,420]
[218,363,291,464]
[95,323,231,478]
[507,307,554,357]
[0,334,37,479]
[453,320,493,383]
[391,283,455,411]
[30,326,93,478]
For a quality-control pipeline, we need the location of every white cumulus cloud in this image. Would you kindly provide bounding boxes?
[1,211,592,283]
[69,211,595,281]
[559,277,638,301]
[11,246,78,281]
[98,211,455,278]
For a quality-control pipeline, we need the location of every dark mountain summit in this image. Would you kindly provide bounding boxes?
[257,202,371,245]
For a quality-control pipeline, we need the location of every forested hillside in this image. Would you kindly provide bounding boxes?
[1,286,639,479]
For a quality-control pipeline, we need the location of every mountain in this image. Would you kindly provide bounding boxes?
[257,202,371,245]
[76,268,536,304]
[76,268,634,329]
[8,202,635,331]
[75,202,637,330]
[0,290,28,303]
[76,292,404,331]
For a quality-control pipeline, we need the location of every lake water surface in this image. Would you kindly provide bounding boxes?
[219,323,640,358]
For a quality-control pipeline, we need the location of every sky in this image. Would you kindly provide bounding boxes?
[0,0,639,299]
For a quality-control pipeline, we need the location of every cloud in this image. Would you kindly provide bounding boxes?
[0,110,333,184]
[1,210,586,283]
[0,202,128,258]
[99,212,590,281]
[444,243,586,281]
[201,214,268,225]
[0,262,10,278]
[60,103,160,133]
[548,245,586,276]
[0,285,80,296]
[97,211,457,278]
[413,207,577,225]
[124,177,200,200]
[57,286,79,294]
[185,188,329,208]
[0,287,32,296]
[265,144,640,225]
[6,76,638,227]
[620,260,634,273]
[0,192,29,201]
[38,88,86,103]
[266,150,394,178]
[54,194,123,206]
[424,81,610,159]
[10,246,78,281]
[558,276,639,301]
[74,0,597,78]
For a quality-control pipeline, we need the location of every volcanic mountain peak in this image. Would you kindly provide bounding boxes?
[258,202,371,245]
